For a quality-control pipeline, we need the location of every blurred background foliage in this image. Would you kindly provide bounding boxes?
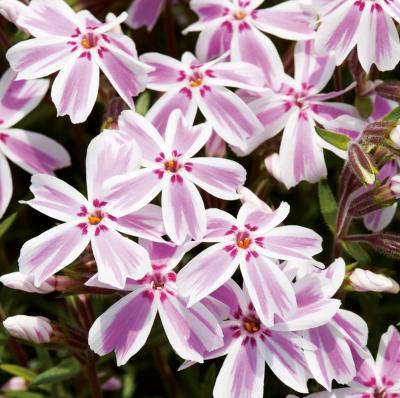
[0,0,399,397]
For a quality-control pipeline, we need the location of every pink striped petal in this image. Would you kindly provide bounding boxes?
[195,85,262,149]
[237,201,289,234]
[314,1,364,66]
[51,54,99,124]
[0,69,49,128]
[310,101,358,124]
[189,0,231,23]
[0,128,70,175]
[104,168,164,216]
[95,45,151,109]
[240,254,297,327]
[279,109,326,188]
[6,38,75,80]
[364,205,397,232]
[88,288,157,366]
[140,52,185,91]
[177,242,240,306]
[16,0,81,37]
[86,133,140,201]
[0,151,12,219]
[125,0,164,30]
[205,131,226,157]
[357,4,400,71]
[375,325,400,384]
[304,325,356,390]
[24,174,88,222]
[146,88,197,135]
[118,110,165,163]
[257,331,311,393]
[253,0,316,40]
[213,339,265,398]
[158,293,223,361]
[161,176,206,244]
[381,0,400,22]
[231,24,284,90]
[262,225,323,261]
[18,222,90,287]
[185,157,246,200]
[203,208,238,242]
[91,227,151,288]
[210,279,247,316]
[164,110,212,159]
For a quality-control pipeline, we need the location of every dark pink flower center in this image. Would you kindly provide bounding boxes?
[164,159,180,173]
[234,9,247,20]
[242,316,261,333]
[373,387,387,398]
[189,70,204,87]
[236,231,251,249]
[81,32,99,49]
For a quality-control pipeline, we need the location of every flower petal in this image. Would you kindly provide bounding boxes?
[51,53,100,124]
[0,128,70,174]
[125,0,164,30]
[210,279,247,316]
[104,168,164,216]
[0,69,49,128]
[91,227,151,288]
[279,109,327,188]
[195,85,262,149]
[177,242,240,306]
[364,205,397,232]
[0,151,12,219]
[88,288,157,366]
[240,254,297,327]
[161,176,206,244]
[202,208,238,242]
[213,338,265,398]
[185,157,246,200]
[18,222,90,287]
[158,293,223,361]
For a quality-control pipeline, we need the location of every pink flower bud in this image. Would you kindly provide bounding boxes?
[349,269,399,294]
[238,187,272,212]
[0,272,55,294]
[205,131,226,158]
[390,175,400,198]
[1,377,27,391]
[390,126,400,149]
[3,315,53,344]
[101,377,122,391]
[0,0,28,29]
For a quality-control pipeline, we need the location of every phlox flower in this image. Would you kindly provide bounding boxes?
[103,109,246,244]
[177,200,322,326]
[19,133,164,288]
[184,0,316,87]
[301,325,400,397]
[125,0,166,31]
[140,51,265,150]
[181,273,342,397]
[314,0,400,71]
[350,268,400,294]
[242,40,357,188]
[88,239,223,366]
[6,0,153,123]
[0,69,70,218]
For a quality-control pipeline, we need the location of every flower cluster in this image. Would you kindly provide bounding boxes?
[0,0,399,397]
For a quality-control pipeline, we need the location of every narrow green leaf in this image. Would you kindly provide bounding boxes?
[6,392,44,398]
[0,364,37,381]
[122,368,136,398]
[383,106,400,122]
[355,95,373,118]
[30,358,80,386]
[342,241,371,265]
[318,181,337,233]
[315,126,351,151]
[135,91,151,116]
[0,212,18,238]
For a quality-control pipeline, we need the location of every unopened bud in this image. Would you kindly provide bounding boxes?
[205,132,226,157]
[348,143,378,185]
[349,268,399,294]
[3,315,53,344]
[0,0,27,29]
[1,377,27,391]
[0,272,55,294]
[238,187,272,212]
[362,121,397,145]
[390,175,400,198]
[345,233,400,259]
[101,376,122,391]
[376,81,400,103]
[390,126,400,149]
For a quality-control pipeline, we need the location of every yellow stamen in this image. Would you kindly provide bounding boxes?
[244,320,260,333]
[81,38,91,49]
[190,78,203,87]
[238,238,250,249]
[234,10,247,20]
[88,215,101,225]
[167,160,175,169]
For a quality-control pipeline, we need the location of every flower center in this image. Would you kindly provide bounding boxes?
[189,70,203,87]
[81,33,98,49]
[374,387,387,398]
[234,9,247,20]
[236,231,251,249]
[243,317,261,333]
[87,211,103,225]
[165,159,180,173]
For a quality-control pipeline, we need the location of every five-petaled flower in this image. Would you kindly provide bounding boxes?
[88,239,223,366]
[6,0,153,123]
[19,133,164,288]
[103,109,246,244]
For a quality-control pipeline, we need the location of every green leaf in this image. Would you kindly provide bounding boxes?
[342,241,371,265]
[30,358,81,386]
[122,368,136,398]
[383,106,400,122]
[6,392,45,398]
[315,127,351,151]
[135,91,151,116]
[0,212,18,238]
[318,181,337,233]
[355,95,373,118]
[0,364,37,381]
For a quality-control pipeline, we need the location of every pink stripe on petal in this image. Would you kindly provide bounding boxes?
[126,0,164,30]
[88,288,157,366]
[203,208,238,242]
[0,151,12,219]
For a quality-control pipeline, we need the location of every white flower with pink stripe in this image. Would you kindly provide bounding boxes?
[6,0,153,123]
[18,133,164,289]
